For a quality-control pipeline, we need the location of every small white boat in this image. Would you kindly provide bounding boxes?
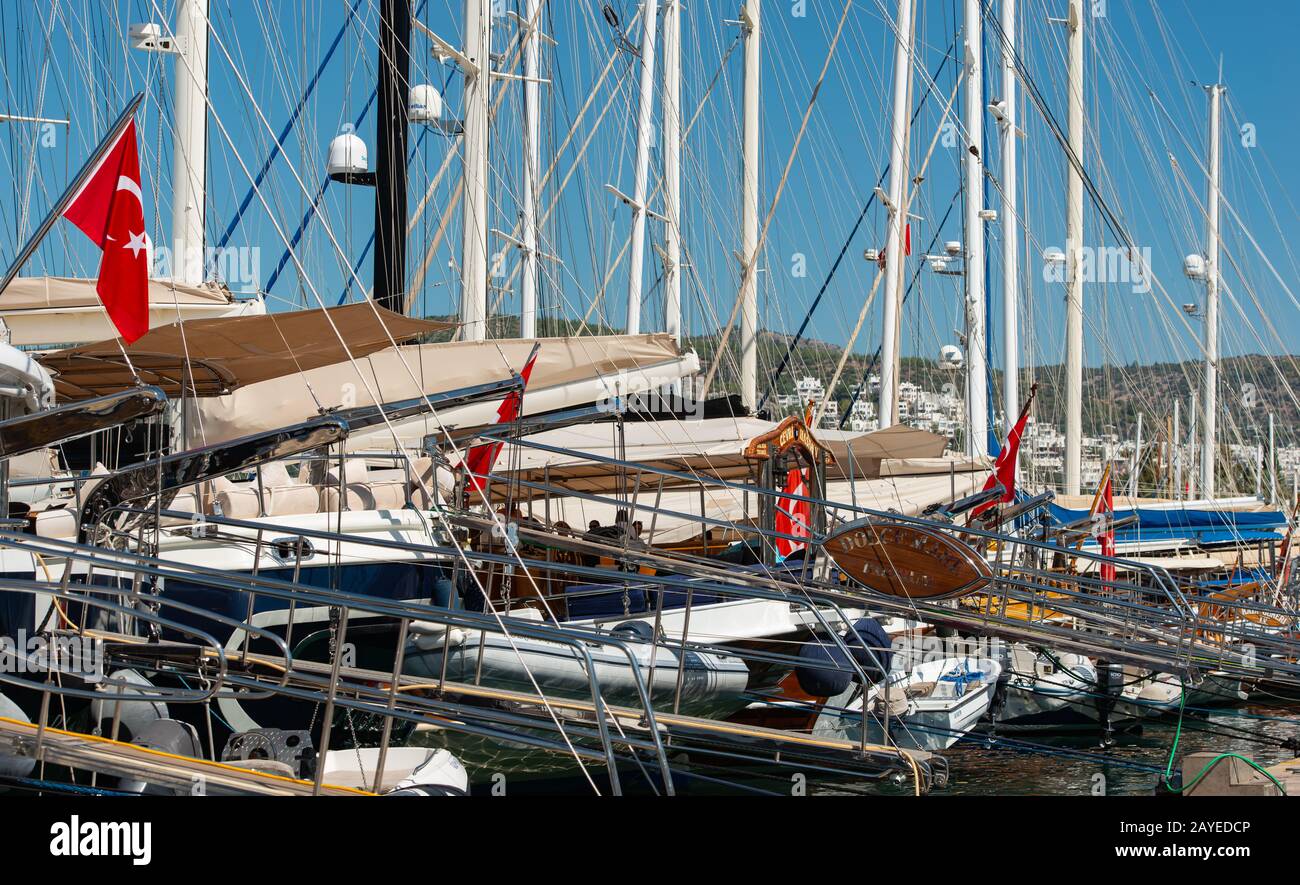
[320,747,469,795]
[1116,670,1248,718]
[814,656,1002,751]
[995,645,1101,732]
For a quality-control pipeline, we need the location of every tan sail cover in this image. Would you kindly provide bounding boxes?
[184,333,698,448]
[472,417,979,541]
[39,303,449,400]
[485,418,956,499]
[523,466,988,544]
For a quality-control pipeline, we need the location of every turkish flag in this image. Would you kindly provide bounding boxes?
[1097,471,1116,586]
[62,119,149,343]
[461,343,542,493]
[775,467,811,560]
[972,383,1039,518]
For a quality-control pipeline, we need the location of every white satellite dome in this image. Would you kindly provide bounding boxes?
[327,131,368,178]
[409,84,443,124]
[939,344,964,371]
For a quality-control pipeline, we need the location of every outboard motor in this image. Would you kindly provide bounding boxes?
[384,748,469,796]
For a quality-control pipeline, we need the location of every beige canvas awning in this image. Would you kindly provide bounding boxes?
[478,417,968,502]
[39,303,450,400]
[818,424,951,478]
[2,276,236,311]
[183,333,698,448]
[0,276,261,348]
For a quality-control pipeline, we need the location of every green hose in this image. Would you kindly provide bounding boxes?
[1163,678,1288,795]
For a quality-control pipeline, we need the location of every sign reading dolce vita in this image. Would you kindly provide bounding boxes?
[825,518,994,600]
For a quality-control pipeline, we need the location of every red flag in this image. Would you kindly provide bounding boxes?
[1097,469,1116,586]
[875,225,911,270]
[461,343,541,492]
[972,383,1039,518]
[62,118,149,343]
[774,467,811,560]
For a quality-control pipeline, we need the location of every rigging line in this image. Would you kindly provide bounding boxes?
[261,0,429,294]
[987,6,1212,375]
[215,0,366,250]
[184,6,659,790]
[813,69,964,431]
[840,190,961,428]
[698,0,854,403]
[497,26,741,324]
[759,32,962,415]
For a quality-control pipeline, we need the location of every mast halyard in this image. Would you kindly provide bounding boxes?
[877,0,915,431]
[624,0,660,337]
[374,0,412,315]
[460,0,492,340]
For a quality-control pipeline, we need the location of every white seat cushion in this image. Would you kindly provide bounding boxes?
[34,507,77,540]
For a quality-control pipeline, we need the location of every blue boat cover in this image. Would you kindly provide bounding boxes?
[1047,503,1287,547]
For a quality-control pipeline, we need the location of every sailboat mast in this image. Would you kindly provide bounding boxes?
[877,0,915,430]
[520,0,542,338]
[460,0,491,340]
[171,0,209,286]
[739,0,761,413]
[625,0,660,337]
[1063,0,1085,495]
[963,0,988,458]
[663,0,683,344]
[374,0,411,315]
[1201,81,1223,498]
[999,0,1018,424]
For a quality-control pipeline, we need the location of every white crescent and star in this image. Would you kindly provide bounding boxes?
[112,174,147,258]
[123,230,148,258]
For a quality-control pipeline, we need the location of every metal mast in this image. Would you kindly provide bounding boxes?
[1201,81,1224,498]
[999,0,1019,419]
[963,0,988,458]
[877,0,915,430]
[520,0,542,338]
[171,0,209,286]
[625,0,660,336]
[374,0,411,314]
[738,0,762,412]
[662,0,683,344]
[459,0,491,340]
[1063,0,1085,494]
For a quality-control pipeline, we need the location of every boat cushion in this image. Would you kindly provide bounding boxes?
[564,583,648,619]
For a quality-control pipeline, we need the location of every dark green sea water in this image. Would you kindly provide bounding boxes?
[932,704,1299,796]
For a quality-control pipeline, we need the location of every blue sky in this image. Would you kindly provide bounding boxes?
[2,0,1298,401]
